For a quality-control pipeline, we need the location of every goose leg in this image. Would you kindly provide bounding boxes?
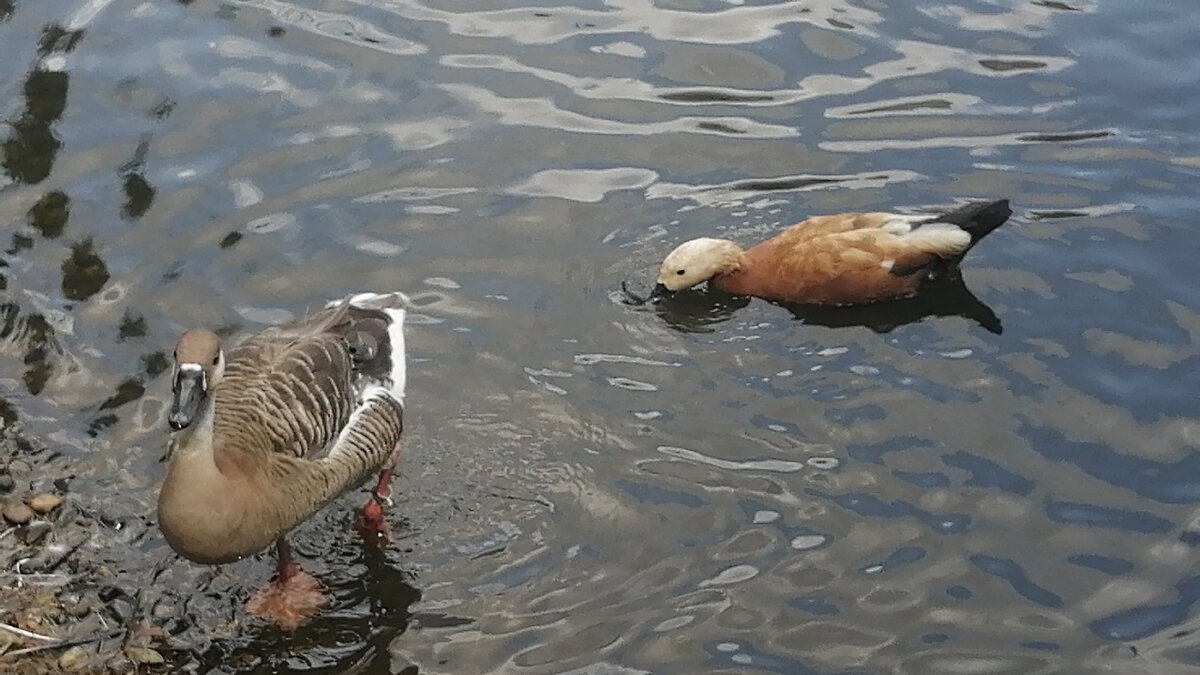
[273,538,302,581]
[245,539,326,631]
[356,441,403,548]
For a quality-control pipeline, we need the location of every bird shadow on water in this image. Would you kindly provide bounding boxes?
[637,274,1003,335]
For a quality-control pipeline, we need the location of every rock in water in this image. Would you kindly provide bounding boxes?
[3,499,35,524]
[29,493,64,514]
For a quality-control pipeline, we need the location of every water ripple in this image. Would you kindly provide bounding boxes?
[439,83,798,138]
[658,445,807,473]
[646,170,924,207]
[509,167,658,202]
[358,0,884,46]
[238,0,427,56]
[4,0,1197,671]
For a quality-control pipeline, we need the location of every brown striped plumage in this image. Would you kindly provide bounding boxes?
[158,293,408,566]
[654,200,1012,306]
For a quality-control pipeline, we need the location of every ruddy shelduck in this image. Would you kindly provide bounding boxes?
[653,199,1012,306]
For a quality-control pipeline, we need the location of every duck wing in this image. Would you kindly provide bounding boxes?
[726,222,959,305]
[771,211,929,246]
[773,200,1010,266]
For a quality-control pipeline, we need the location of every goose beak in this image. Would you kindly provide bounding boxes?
[169,369,205,431]
[651,282,673,299]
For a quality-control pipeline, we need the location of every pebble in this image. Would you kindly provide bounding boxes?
[105,598,135,623]
[3,499,35,524]
[59,646,90,670]
[20,520,52,545]
[29,493,64,514]
[105,654,133,674]
[6,459,31,477]
[70,598,96,618]
[0,474,14,493]
[126,646,165,665]
[151,602,175,619]
[229,653,263,669]
[20,538,82,572]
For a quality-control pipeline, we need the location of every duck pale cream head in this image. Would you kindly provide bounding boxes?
[655,238,745,293]
[170,329,225,430]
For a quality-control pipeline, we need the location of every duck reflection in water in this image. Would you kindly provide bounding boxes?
[624,273,1002,334]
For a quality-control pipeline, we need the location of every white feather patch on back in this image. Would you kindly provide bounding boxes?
[901,222,971,255]
[879,215,935,235]
[382,307,406,399]
[878,218,915,234]
[328,291,412,310]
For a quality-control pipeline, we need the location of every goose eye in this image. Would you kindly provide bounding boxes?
[211,355,219,366]
[676,269,686,276]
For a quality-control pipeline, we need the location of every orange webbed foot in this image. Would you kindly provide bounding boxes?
[246,569,325,631]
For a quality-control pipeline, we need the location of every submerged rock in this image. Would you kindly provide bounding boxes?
[20,519,52,545]
[29,493,64,514]
[3,499,35,524]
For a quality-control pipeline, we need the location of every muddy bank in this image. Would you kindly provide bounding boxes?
[0,420,464,674]
[0,431,176,673]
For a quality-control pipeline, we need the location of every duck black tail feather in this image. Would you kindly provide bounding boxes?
[936,199,1012,247]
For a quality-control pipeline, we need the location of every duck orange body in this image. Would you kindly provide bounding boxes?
[655,200,1012,306]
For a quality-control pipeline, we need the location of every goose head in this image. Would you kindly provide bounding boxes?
[655,238,744,295]
[169,329,225,431]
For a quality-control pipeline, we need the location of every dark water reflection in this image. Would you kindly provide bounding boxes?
[2,0,1199,673]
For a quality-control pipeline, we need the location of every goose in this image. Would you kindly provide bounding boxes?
[158,292,409,630]
[651,199,1012,306]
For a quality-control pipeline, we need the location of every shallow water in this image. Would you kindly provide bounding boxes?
[2,0,1199,672]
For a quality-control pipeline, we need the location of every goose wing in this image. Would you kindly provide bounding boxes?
[212,298,406,461]
[214,329,356,460]
[317,386,404,482]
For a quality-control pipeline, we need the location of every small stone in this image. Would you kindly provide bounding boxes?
[105,654,134,674]
[28,493,64,514]
[0,474,14,493]
[151,602,175,619]
[228,653,262,669]
[20,520,52,545]
[59,646,90,670]
[105,597,135,623]
[70,598,95,618]
[3,499,35,524]
[125,646,165,665]
[7,459,31,477]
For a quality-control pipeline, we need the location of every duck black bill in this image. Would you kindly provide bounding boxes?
[651,283,672,298]
[169,370,205,431]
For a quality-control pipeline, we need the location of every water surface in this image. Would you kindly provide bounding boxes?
[2,0,1199,673]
